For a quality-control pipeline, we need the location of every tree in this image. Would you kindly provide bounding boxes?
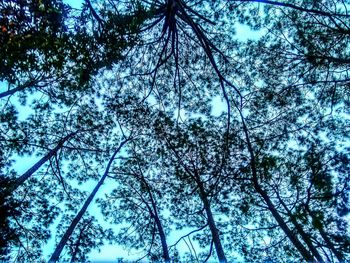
[49,137,131,262]
[0,0,147,104]
[99,152,171,262]
[1,0,349,262]
[152,115,232,262]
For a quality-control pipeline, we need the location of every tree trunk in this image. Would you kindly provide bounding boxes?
[318,227,344,262]
[277,195,324,262]
[9,132,77,194]
[139,174,170,262]
[0,81,35,99]
[253,183,316,261]
[197,180,227,263]
[153,207,170,262]
[147,189,170,262]
[163,137,227,262]
[239,113,316,261]
[306,207,344,262]
[48,139,129,263]
[69,218,93,263]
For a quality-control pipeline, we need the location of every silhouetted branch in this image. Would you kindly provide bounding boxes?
[234,0,350,17]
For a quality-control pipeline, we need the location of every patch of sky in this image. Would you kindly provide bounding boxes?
[11,154,41,176]
[234,23,266,41]
[0,80,7,92]
[63,0,83,9]
[211,95,226,117]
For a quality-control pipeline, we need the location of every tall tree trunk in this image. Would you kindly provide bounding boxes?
[137,173,170,262]
[151,203,170,262]
[8,132,77,195]
[239,113,317,261]
[0,81,36,99]
[69,218,92,263]
[48,139,129,263]
[163,137,227,262]
[277,195,324,261]
[306,206,344,261]
[143,179,170,263]
[197,179,227,263]
[253,183,316,261]
[318,227,344,262]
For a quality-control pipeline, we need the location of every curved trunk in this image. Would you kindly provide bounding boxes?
[49,139,129,263]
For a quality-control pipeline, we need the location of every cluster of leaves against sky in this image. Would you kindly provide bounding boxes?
[0,0,349,262]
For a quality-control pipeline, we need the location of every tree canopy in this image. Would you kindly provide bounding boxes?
[0,0,349,262]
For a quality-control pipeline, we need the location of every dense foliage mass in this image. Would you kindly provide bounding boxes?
[0,0,349,262]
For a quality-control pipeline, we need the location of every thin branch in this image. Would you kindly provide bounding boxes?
[169,224,208,248]
[234,0,350,17]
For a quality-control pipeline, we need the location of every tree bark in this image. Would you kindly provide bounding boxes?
[9,132,77,194]
[277,195,324,262]
[306,206,344,262]
[139,175,171,263]
[0,80,38,99]
[48,139,129,263]
[239,113,317,261]
[197,179,227,263]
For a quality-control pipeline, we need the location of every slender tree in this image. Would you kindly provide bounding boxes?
[49,137,130,262]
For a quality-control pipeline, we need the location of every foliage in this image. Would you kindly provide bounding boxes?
[0,0,349,262]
